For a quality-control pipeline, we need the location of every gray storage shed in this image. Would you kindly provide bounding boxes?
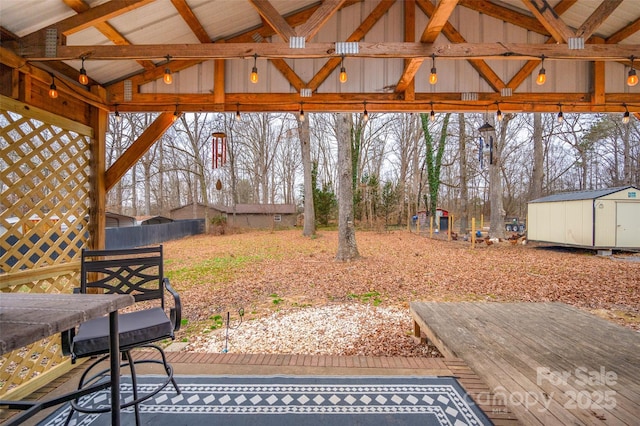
[527,186,639,250]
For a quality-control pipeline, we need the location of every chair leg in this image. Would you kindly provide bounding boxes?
[155,345,181,395]
[126,350,141,426]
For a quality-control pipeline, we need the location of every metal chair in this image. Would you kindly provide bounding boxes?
[62,246,181,425]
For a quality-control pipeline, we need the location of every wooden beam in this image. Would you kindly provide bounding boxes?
[397,0,458,94]
[213,58,225,105]
[171,0,211,43]
[63,0,155,71]
[399,0,416,100]
[606,16,640,44]
[308,0,396,91]
[575,0,623,40]
[21,0,155,44]
[104,112,176,191]
[591,37,605,106]
[43,41,640,61]
[416,0,505,92]
[296,0,346,40]
[0,47,107,109]
[89,87,108,249]
[249,0,296,42]
[106,91,638,114]
[459,0,547,34]
[506,2,574,91]
[521,0,575,43]
[421,0,458,43]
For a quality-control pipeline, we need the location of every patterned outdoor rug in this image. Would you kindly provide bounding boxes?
[40,375,492,425]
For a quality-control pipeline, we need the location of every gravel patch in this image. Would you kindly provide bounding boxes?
[186,304,441,357]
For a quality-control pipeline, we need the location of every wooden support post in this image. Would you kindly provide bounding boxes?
[471,217,476,249]
[413,320,426,344]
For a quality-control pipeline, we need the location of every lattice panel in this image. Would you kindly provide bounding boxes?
[0,103,91,397]
[0,109,91,273]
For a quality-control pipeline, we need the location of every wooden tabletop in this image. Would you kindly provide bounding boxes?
[0,293,135,355]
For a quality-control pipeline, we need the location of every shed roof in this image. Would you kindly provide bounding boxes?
[529,185,639,203]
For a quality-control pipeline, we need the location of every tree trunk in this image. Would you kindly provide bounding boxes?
[298,116,315,236]
[336,113,359,261]
[530,112,544,200]
[458,113,469,236]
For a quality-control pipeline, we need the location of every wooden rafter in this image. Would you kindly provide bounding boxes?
[606,16,640,44]
[249,0,297,42]
[22,0,154,41]
[576,0,623,40]
[396,0,459,93]
[296,0,346,41]
[307,0,396,92]
[171,0,211,43]
[104,112,178,191]
[416,0,505,92]
[62,0,156,71]
[521,0,575,43]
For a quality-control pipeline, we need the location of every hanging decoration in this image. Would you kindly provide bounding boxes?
[212,132,227,169]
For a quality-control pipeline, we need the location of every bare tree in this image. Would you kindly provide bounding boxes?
[529,113,544,200]
[297,115,315,236]
[458,113,469,235]
[336,113,359,261]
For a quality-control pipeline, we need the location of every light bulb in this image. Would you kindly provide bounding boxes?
[557,111,564,122]
[622,110,630,124]
[497,109,503,121]
[628,69,638,87]
[79,68,89,85]
[339,67,347,83]
[430,110,435,122]
[429,67,437,85]
[163,68,173,85]
[49,81,58,99]
[536,68,546,85]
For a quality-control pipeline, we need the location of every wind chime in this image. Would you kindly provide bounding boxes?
[212,132,227,190]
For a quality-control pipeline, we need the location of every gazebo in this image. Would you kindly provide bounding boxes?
[1,0,639,406]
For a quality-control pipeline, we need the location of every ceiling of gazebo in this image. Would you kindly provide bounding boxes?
[1,0,639,116]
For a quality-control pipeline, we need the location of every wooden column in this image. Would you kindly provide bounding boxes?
[90,88,108,250]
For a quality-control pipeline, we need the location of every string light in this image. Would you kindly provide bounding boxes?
[78,56,89,85]
[628,56,638,87]
[235,104,241,121]
[429,54,437,85]
[536,55,546,85]
[363,102,369,122]
[48,74,58,98]
[172,106,178,122]
[496,104,503,122]
[250,54,259,84]
[299,102,305,122]
[557,105,564,123]
[163,55,173,85]
[430,103,435,122]
[622,104,630,124]
[339,55,347,83]
[115,105,121,122]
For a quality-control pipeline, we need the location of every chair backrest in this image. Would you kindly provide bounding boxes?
[80,246,165,308]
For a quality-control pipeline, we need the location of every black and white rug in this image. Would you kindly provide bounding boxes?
[41,375,492,425]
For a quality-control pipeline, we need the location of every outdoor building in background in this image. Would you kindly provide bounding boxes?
[527,186,640,251]
[106,212,136,228]
[171,203,297,229]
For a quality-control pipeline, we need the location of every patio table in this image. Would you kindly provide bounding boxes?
[0,292,135,425]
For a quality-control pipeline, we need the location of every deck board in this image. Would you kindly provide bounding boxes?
[410,302,640,426]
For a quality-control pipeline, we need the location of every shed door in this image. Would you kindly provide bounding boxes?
[616,202,640,248]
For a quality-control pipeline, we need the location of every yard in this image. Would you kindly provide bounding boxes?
[162,229,639,356]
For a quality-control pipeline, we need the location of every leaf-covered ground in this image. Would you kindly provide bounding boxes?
[162,229,639,353]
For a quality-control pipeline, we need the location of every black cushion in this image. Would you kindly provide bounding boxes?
[72,307,173,358]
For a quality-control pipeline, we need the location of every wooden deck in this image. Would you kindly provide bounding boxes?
[410,302,640,426]
[1,352,518,425]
